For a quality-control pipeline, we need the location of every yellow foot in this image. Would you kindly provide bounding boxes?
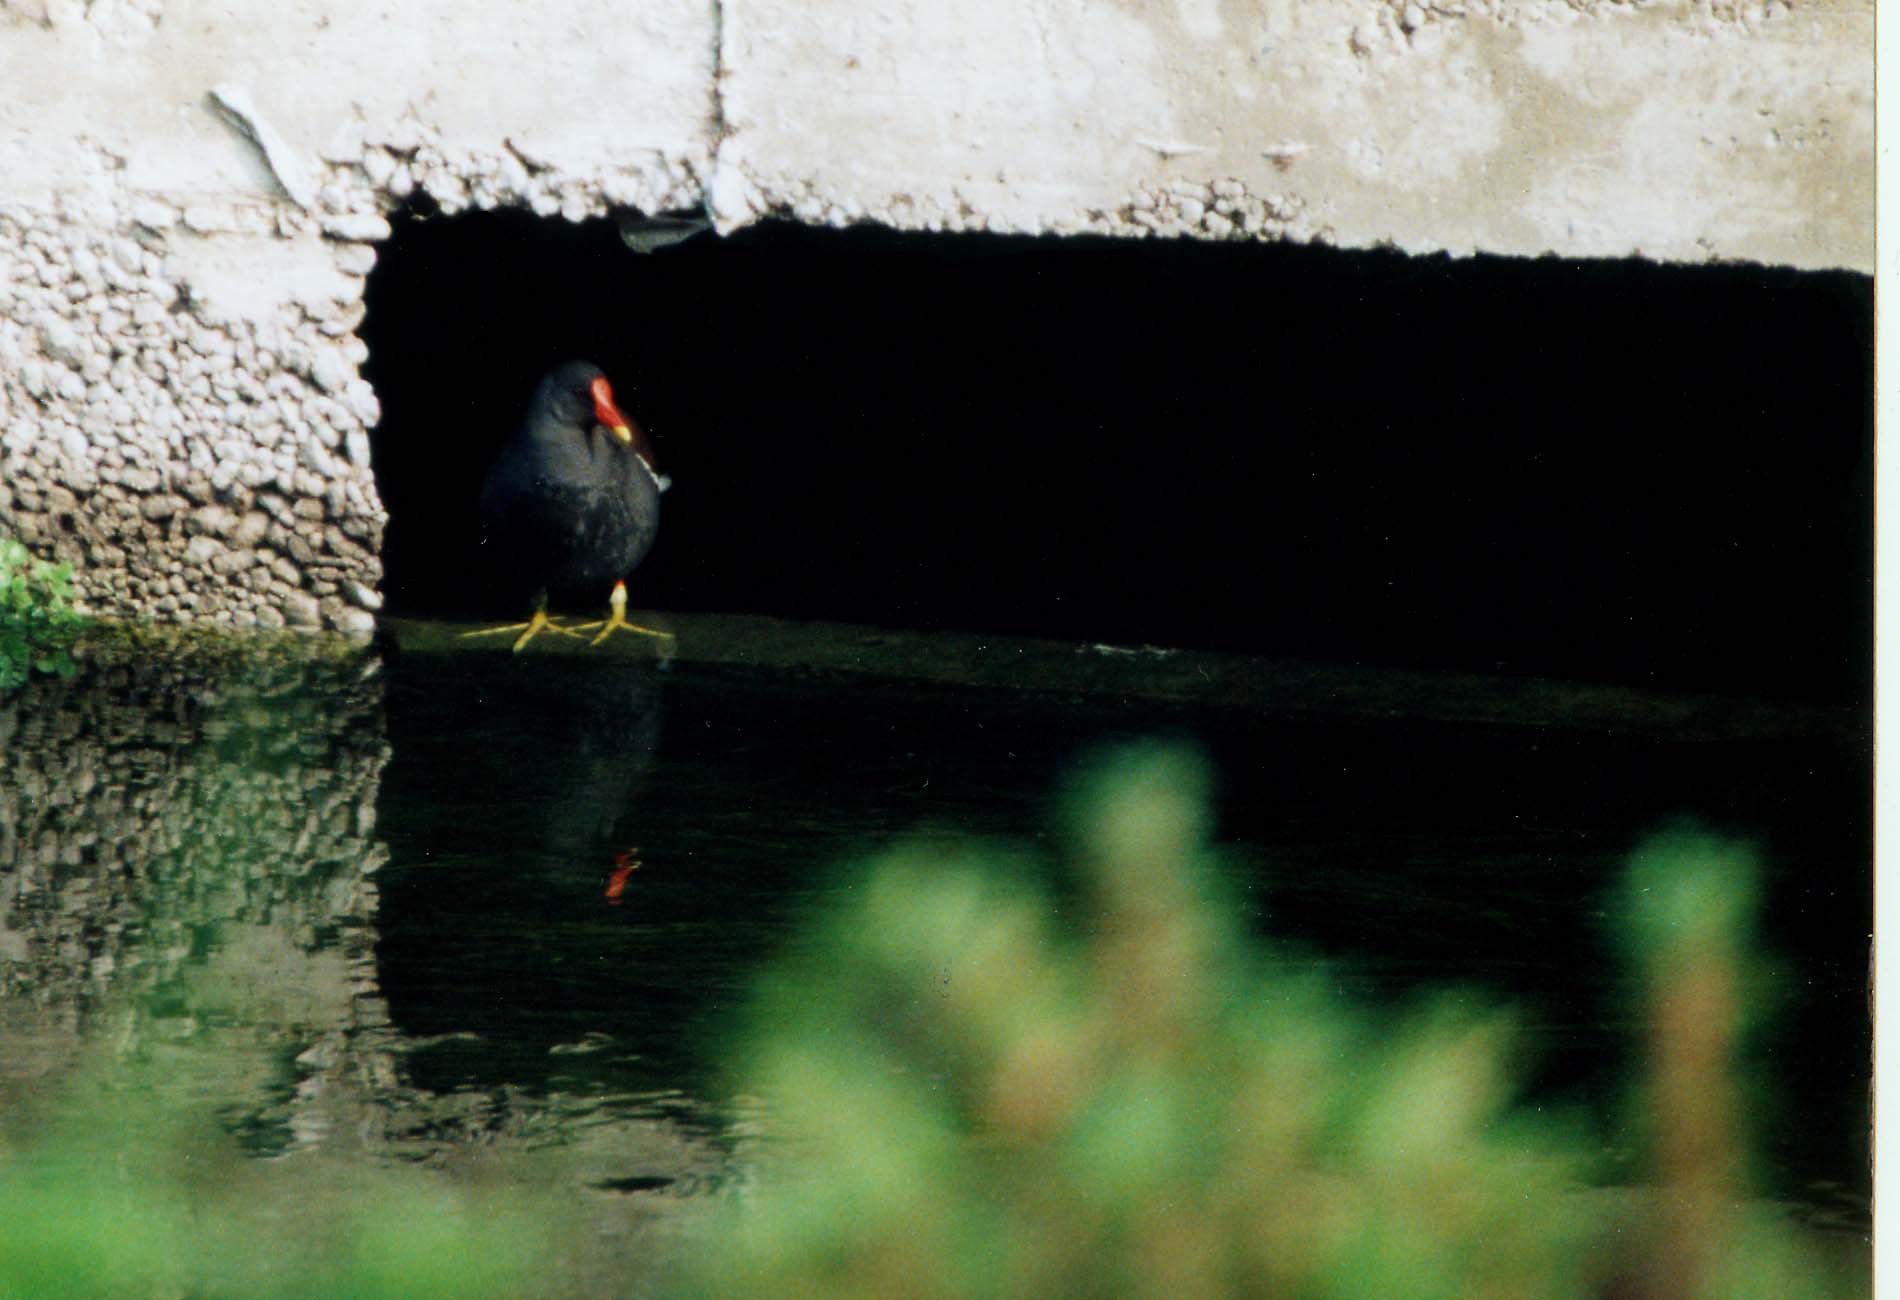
[460,606,586,653]
[572,581,675,646]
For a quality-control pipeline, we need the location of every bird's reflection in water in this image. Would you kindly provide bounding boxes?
[374,650,675,1096]
[419,655,661,866]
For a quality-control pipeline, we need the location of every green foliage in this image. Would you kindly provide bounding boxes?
[0,637,552,1300]
[0,739,1861,1298]
[0,536,85,688]
[0,1018,549,1300]
[0,1125,547,1300]
[667,745,1861,1300]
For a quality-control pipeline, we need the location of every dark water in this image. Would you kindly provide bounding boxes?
[377,645,1870,1208]
[1,628,1872,1253]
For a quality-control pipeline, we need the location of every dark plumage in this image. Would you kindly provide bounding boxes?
[470,361,670,650]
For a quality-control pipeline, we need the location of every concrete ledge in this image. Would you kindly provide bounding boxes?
[383,610,1863,742]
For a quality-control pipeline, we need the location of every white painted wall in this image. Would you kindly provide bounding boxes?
[717,0,1872,269]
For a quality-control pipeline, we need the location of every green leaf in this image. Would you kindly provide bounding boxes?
[0,535,88,684]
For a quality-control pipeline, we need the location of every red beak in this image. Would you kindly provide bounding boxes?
[590,375,634,444]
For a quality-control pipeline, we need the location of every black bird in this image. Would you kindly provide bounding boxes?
[467,361,671,651]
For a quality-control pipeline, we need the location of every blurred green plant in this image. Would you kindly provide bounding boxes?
[0,1099,549,1300]
[0,535,85,687]
[0,635,557,1299]
[666,745,1861,1300]
[0,741,1862,1298]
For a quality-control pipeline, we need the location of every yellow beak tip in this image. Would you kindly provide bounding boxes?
[612,425,633,444]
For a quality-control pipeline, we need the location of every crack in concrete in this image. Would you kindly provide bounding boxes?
[704,0,749,232]
[708,0,730,146]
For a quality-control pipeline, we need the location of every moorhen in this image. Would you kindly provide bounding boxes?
[466,360,672,651]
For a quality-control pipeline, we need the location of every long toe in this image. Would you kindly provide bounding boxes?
[577,611,675,646]
[572,581,675,646]
[462,607,584,651]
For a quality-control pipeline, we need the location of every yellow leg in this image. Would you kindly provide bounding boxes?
[572,581,675,645]
[460,594,586,652]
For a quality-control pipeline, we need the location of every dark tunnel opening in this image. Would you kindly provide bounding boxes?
[359,210,1872,704]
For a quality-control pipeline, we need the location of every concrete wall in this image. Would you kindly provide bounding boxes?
[0,0,1872,631]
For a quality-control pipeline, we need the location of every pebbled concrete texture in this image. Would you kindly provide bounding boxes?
[0,0,1873,629]
[0,0,715,631]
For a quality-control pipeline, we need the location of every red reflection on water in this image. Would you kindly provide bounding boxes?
[606,849,640,905]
